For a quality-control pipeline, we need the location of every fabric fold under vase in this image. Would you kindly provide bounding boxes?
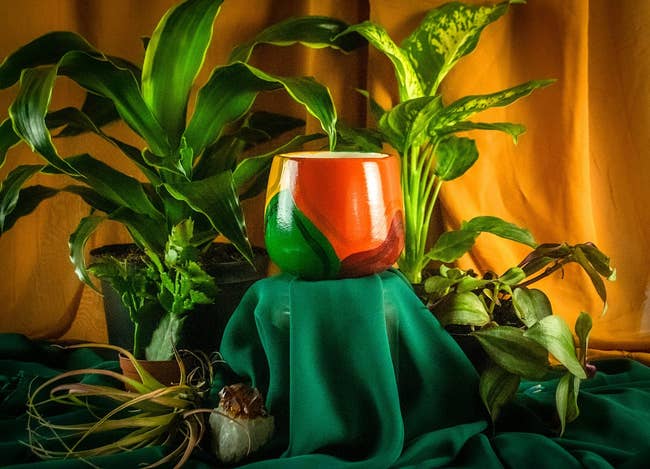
[219,270,487,467]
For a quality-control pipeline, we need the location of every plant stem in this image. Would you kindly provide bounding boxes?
[516,258,572,289]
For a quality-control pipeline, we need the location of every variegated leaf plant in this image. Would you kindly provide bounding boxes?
[0,0,362,359]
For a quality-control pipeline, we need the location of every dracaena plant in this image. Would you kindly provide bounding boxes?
[0,0,360,359]
[330,0,554,284]
[423,241,616,434]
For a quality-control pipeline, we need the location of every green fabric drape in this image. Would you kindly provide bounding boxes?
[1,273,649,468]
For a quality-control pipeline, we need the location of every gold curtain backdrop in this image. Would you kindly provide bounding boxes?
[0,0,648,362]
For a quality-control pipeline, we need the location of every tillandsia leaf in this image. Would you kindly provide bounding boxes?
[401,1,513,96]
[462,216,537,247]
[433,136,478,181]
[57,51,171,156]
[164,171,252,263]
[433,291,490,327]
[229,16,365,63]
[142,0,223,146]
[9,67,80,175]
[0,164,43,232]
[480,364,521,422]
[575,312,592,364]
[556,371,581,436]
[436,121,527,144]
[524,315,586,379]
[473,326,550,380]
[0,118,20,168]
[69,215,106,291]
[342,21,423,100]
[512,287,552,327]
[0,31,99,89]
[573,246,608,314]
[426,229,479,263]
[432,79,555,131]
[378,96,440,154]
[185,62,338,156]
[0,185,59,232]
[233,133,323,195]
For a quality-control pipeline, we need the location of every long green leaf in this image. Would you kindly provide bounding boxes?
[142,0,223,146]
[185,62,337,155]
[555,372,581,436]
[0,185,58,232]
[573,246,608,313]
[109,208,167,255]
[58,51,171,156]
[579,242,615,280]
[401,1,512,95]
[69,215,106,291]
[524,315,586,379]
[436,121,526,144]
[229,16,364,63]
[342,22,423,100]
[0,164,44,232]
[473,326,550,380]
[9,67,80,175]
[62,185,117,214]
[462,216,537,247]
[164,171,252,263]
[480,364,521,422]
[0,118,20,168]
[434,136,478,181]
[0,31,98,89]
[575,312,592,364]
[432,80,555,131]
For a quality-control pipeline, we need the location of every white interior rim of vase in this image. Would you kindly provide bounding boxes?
[280,151,389,159]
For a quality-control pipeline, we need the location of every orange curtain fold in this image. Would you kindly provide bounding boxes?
[0,0,647,361]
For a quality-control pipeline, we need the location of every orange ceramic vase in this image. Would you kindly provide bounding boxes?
[264,151,404,279]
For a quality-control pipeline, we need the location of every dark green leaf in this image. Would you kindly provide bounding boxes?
[58,51,171,156]
[555,372,581,436]
[573,246,608,313]
[62,185,117,214]
[0,185,59,232]
[356,88,387,122]
[402,1,512,95]
[69,215,105,291]
[335,122,383,153]
[473,326,550,380]
[579,242,616,280]
[0,31,98,89]
[524,315,586,378]
[480,364,521,422]
[433,291,490,327]
[9,67,80,175]
[229,16,364,63]
[109,207,167,255]
[343,21,423,100]
[142,0,223,145]
[437,121,526,144]
[575,312,592,363]
[434,136,478,180]
[462,216,537,247]
[426,229,479,263]
[433,80,555,130]
[0,164,43,232]
[0,118,20,169]
[164,171,252,263]
[423,275,455,296]
[512,287,552,327]
[247,111,305,140]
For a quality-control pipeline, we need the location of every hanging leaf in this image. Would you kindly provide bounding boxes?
[524,315,586,379]
[480,364,521,422]
[0,118,20,169]
[473,326,550,380]
[229,16,364,63]
[142,0,223,146]
[0,164,44,232]
[69,215,106,291]
[512,287,552,327]
[573,246,608,314]
[555,372,581,436]
[462,216,537,247]
[0,185,59,232]
[579,242,616,280]
[401,1,513,95]
[342,21,423,100]
[436,121,526,144]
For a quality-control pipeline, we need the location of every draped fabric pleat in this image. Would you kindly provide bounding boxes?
[0,0,648,360]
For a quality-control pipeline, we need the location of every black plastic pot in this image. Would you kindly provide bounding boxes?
[92,243,269,356]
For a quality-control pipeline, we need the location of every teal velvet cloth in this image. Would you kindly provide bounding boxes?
[1,270,650,467]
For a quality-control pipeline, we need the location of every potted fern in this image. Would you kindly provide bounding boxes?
[0,0,359,361]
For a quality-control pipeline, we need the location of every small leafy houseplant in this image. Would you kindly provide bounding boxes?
[333,0,553,284]
[0,0,359,360]
[423,241,616,433]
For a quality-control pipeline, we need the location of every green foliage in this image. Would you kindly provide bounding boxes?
[423,241,615,434]
[0,0,355,359]
[335,1,554,284]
